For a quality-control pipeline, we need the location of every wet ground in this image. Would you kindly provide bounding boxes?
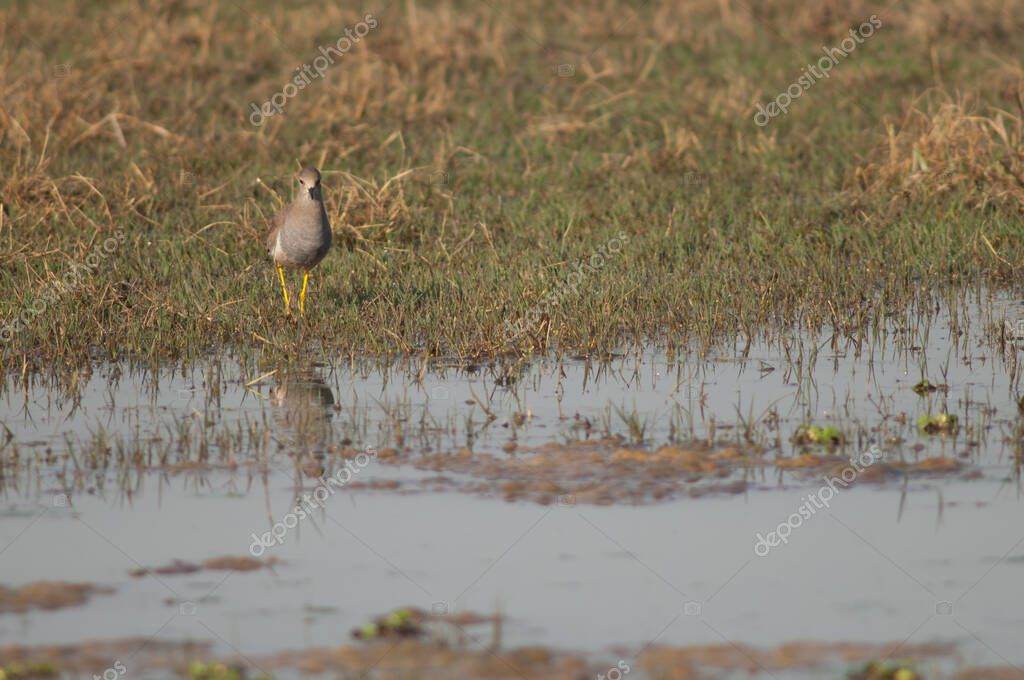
[2,289,1024,678]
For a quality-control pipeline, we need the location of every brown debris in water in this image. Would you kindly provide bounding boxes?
[253,640,591,679]
[776,453,849,470]
[351,607,502,644]
[912,457,962,473]
[0,636,966,679]
[200,556,271,572]
[955,667,1024,679]
[380,438,760,504]
[376,437,972,505]
[776,454,968,481]
[355,433,977,505]
[0,639,211,672]
[640,640,956,676]
[0,581,113,613]
[129,556,274,578]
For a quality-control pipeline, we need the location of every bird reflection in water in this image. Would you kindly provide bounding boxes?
[268,367,336,476]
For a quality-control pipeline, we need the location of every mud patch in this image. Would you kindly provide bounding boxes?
[639,640,957,677]
[0,637,964,679]
[0,663,57,680]
[129,556,274,578]
[351,606,501,643]
[0,639,211,673]
[954,668,1024,680]
[371,438,972,505]
[776,454,966,479]
[376,438,758,504]
[254,641,591,679]
[0,581,112,613]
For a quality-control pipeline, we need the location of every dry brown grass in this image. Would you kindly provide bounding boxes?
[854,92,1024,212]
[3,0,1024,366]
[640,0,1024,48]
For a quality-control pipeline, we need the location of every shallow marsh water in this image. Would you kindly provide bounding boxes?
[2,289,1024,678]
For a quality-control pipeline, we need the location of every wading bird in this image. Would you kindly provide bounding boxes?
[267,166,332,316]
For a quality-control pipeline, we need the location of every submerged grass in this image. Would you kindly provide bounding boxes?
[1,0,1023,371]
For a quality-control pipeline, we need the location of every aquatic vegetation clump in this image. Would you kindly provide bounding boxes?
[912,380,948,395]
[848,659,920,680]
[917,413,959,434]
[353,608,419,640]
[0,664,58,680]
[187,662,245,680]
[351,607,501,647]
[792,425,844,448]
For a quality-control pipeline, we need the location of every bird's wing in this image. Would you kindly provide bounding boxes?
[266,203,290,253]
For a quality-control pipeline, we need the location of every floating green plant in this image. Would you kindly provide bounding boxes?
[0,665,58,680]
[357,622,380,639]
[353,607,423,640]
[917,413,959,434]
[912,380,948,395]
[792,425,844,447]
[187,662,243,680]
[848,659,920,680]
[384,608,414,627]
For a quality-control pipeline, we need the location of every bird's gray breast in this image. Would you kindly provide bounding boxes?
[279,206,332,268]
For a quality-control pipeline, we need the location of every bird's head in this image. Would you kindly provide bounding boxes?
[297,166,322,200]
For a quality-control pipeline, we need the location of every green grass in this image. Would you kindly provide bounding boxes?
[1,0,1023,371]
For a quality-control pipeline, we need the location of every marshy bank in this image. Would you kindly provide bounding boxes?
[4,0,1024,678]
[2,289,1024,678]
[3,1,1024,366]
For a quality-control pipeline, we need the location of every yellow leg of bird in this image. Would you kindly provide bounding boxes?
[299,271,309,317]
[276,263,291,313]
